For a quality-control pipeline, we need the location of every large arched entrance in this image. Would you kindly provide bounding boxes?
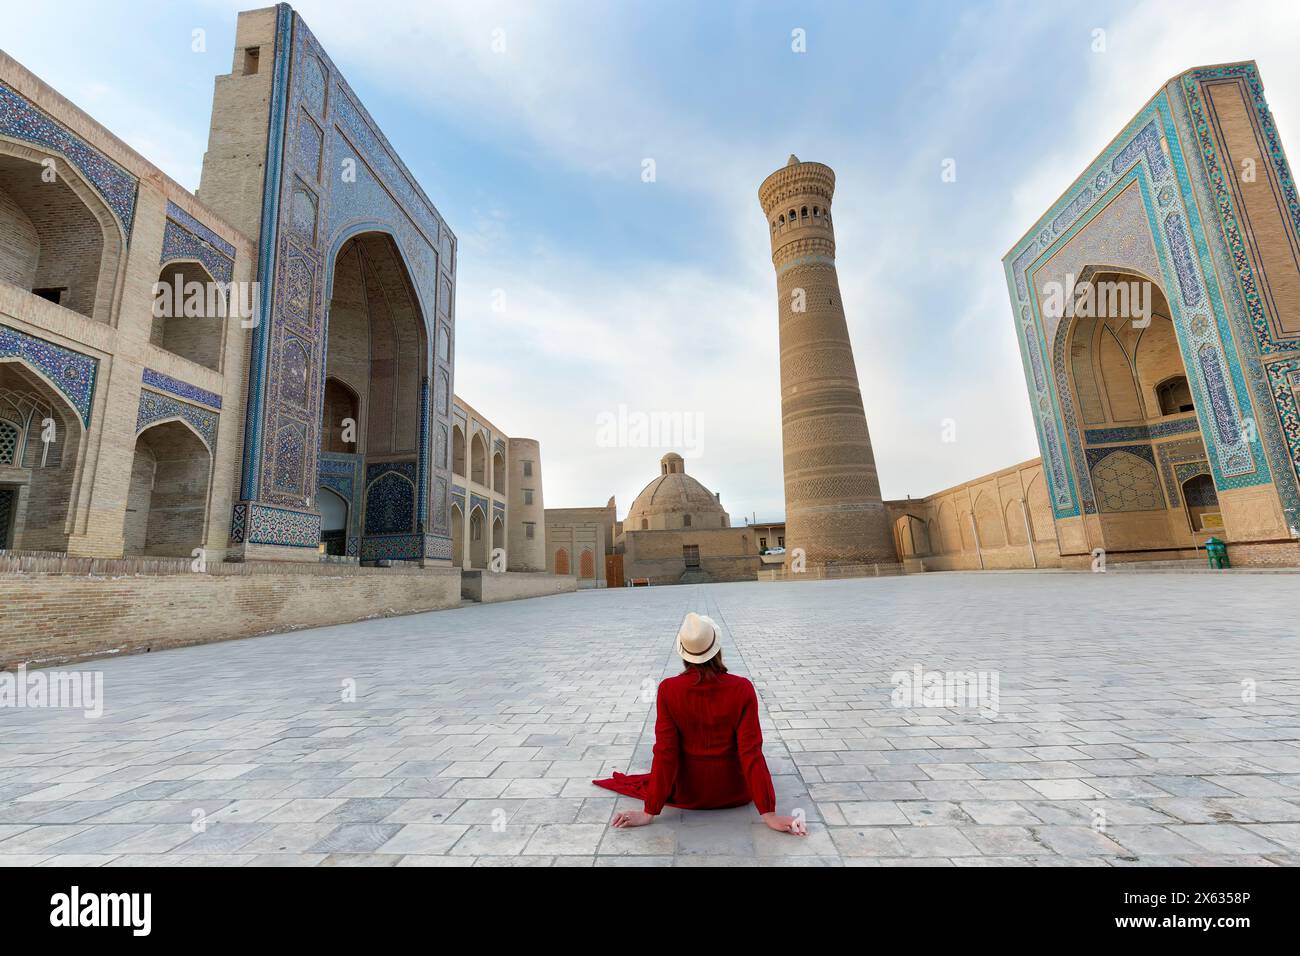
[124,420,211,557]
[1059,270,1213,555]
[0,359,85,552]
[319,231,429,562]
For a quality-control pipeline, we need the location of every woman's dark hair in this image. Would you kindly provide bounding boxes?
[682,650,727,682]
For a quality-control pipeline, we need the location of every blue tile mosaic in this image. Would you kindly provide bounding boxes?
[135,389,218,449]
[160,211,235,286]
[0,323,97,425]
[1083,417,1200,444]
[0,81,137,240]
[142,368,222,410]
[1004,85,1272,520]
[163,201,236,257]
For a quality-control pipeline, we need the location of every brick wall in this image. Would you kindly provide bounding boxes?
[887,458,1063,571]
[0,557,462,669]
[152,262,225,372]
[0,154,107,319]
[460,569,576,603]
[0,50,256,565]
[0,182,39,287]
[622,526,758,584]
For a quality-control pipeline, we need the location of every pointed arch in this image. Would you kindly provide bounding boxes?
[0,356,87,551]
[124,419,213,557]
[450,500,465,568]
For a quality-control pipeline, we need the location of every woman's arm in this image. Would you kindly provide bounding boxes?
[736,680,777,816]
[642,687,679,817]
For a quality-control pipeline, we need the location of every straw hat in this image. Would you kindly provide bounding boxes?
[677,612,721,664]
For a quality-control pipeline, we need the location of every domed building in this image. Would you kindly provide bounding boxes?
[543,451,761,586]
[624,453,731,532]
[610,452,758,585]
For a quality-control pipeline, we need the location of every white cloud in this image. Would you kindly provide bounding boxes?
[16,0,1296,522]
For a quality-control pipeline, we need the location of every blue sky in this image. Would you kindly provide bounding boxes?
[6,0,1299,519]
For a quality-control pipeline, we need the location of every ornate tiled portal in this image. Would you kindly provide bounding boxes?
[1004,63,1300,559]
[230,7,456,562]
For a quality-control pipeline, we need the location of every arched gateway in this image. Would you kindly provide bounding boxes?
[224,10,458,566]
[1003,66,1300,566]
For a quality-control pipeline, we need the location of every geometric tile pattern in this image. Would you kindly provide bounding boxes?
[1157,438,1211,508]
[234,501,321,549]
[1083,417,1200,445]
[0,80,138,240]
[1175,463,1215,504]
[1006,83,1271,520]
[162,201,236,258]
[1180,65,1300,356]
[135,389,218,450]
[1088,448,1164,513]
[318,452,361,557]
[1177,64,1300,524]
[236,7,456,565]
[364,469,416,536]
[142,368,222,410]
[0,323,98,426]
[159,204,235,286]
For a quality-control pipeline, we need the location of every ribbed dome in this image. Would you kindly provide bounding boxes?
[626,453,730,531]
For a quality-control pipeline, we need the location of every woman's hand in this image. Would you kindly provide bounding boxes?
[761,811,807,836]
[611,808,654,828]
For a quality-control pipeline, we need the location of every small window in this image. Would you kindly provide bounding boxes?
[778,536,784,547]
[1157,376,1195,416]
[522,460,533,477]
[800,206,808,219]
[813,207,819,216]
[523,489,533,505]
[759,537,767,549]
[788,209,796,220]
[683,514,692,527]
[640,518,648,530]
[524,522,535,539]
[682,545,700,568]
[32,287,65,305]
[243,47,260,75]
[0,420,19,465]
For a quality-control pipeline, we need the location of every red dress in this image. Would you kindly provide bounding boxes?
[593,672,776,815]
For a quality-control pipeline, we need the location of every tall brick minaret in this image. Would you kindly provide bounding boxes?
[759,156,894,566]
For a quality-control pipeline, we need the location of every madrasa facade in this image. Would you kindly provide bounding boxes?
[2,3,1299,673]
[891,62,1300,571]
[0,5,548,572]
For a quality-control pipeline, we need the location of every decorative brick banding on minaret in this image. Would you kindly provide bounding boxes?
[759,155,895,566]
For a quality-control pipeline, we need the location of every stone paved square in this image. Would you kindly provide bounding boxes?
[2,573,1299,867]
